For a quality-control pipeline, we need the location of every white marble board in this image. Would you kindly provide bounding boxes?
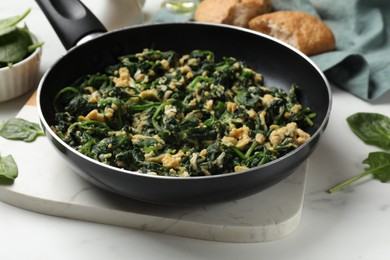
[0,105,308,243]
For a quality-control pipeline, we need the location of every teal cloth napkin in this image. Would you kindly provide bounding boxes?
[152,0,390,101]
[272,0,390,101]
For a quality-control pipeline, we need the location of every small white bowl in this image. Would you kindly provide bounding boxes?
[0,35,42,103]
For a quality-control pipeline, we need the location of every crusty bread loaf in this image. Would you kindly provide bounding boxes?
[194,0,272,28]
[248,10,336,56]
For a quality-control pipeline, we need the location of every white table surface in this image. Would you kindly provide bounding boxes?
[1,1,390,259]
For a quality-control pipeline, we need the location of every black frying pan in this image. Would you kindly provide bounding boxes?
[35,0,332,204]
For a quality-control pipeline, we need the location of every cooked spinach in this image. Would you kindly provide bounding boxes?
[0,9,44,68]
[0,118,44,142]
[52,49,316,177]
[0,154,18,184]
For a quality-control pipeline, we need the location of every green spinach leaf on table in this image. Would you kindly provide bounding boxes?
[0,118,44,184]
[0,118,44,142]
[0,154,18,184]
[328,152,390,193]
[328,112,390,193]
[347,112,390,150]
[364,152,390,182]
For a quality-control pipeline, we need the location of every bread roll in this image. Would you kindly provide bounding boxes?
[249,10,336,55]
[194,0,272,28]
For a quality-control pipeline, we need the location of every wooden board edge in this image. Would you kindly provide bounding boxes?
[26,91,37,107]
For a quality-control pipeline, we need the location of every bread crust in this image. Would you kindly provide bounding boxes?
[194,0,272,28]
[249,10,336,55]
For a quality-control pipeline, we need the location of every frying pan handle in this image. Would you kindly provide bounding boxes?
[35,0,107,50]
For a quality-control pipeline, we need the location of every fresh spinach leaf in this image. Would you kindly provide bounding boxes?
[0,27,33,64]
[328,112,390,193]
[0,154,18,183]
[0,9,44,68]
[364,152,390,182]
[0,118,44,142]
[347,112,390,150]
[0,9,31,31]
[328,152,390,193]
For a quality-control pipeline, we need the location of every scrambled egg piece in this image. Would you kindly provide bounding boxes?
[113,67,134,87]
[221,136,237,147]
[234,165,249,172]
[246,108,257,119]
[139,88,158,100]
[180,65,192,74]
[146,150,185,170]
[255,133,266,144]
[261,94,279,107]
[164,104,177,117]
[226,101,238,113]
[259,111,268,131]
[104,106,116,120]
[160,59,170,70]
[205,99,214,110]
[88,91,100,103]
[284,104,302,119]
[221,125,251,150]
[85,109,105,122]
[269,122,310,147]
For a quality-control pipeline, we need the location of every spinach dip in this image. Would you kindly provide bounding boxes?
[52,49,316,177]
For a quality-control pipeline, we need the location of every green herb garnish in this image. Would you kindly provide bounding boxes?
[328,112,390,193]
[0,118,44,142]
[0,154,18,184]
[0,9,44,68]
